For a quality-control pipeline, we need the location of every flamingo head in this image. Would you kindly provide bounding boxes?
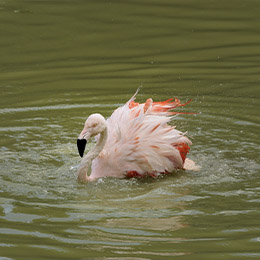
[77,113,106,157]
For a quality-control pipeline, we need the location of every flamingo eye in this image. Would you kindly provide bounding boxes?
[92,123,98,128]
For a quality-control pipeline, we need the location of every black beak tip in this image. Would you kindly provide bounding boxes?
[77,139,87,158]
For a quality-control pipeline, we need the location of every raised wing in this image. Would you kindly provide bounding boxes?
[90,94,192,179]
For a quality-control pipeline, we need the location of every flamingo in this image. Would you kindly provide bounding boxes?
[77,91,197,181]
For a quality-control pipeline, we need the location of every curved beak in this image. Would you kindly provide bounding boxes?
[77,127,89,158]
[77,139,87,158]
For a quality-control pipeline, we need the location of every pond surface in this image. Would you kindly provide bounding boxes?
[0,0,259,259]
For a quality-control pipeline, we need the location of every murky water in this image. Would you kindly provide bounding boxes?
[0,0,259,259]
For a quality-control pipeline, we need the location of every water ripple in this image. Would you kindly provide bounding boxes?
[0,103,120,115]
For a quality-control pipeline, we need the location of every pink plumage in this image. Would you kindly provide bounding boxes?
[77,92,194,181]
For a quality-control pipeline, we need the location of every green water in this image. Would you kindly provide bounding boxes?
[0,0,259,259]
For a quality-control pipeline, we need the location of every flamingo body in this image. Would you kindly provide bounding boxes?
[77,92,193,181]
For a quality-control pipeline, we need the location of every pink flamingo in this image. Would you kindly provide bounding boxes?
[77,91,197,181]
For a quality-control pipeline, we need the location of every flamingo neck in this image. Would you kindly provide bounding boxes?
[77,127,107,182]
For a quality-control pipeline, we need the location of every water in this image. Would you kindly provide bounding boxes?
[0,0,259,259]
